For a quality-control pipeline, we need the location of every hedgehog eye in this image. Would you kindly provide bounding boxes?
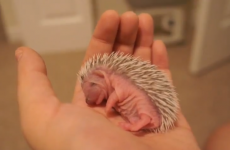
[90,82,96,86]
[80,76,84,80]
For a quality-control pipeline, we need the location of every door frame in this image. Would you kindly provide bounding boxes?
[189,0,211,75]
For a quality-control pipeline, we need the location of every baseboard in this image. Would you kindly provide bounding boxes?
[6,26,22,43]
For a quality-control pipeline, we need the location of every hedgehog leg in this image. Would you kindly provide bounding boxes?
[119,114,151,132]
[105,91,119,113]
[95,92,105,105]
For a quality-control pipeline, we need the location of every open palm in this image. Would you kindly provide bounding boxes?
[16,10,200,150]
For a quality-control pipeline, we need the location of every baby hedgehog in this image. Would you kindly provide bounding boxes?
[78,52,179,133]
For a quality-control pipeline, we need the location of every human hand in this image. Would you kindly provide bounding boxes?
[15,10,200,150]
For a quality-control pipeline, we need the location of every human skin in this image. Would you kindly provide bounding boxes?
[15,10,201,150]
[204,123,230,150]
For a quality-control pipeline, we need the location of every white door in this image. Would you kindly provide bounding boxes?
[189,0,230,74]
[12,0,93,54]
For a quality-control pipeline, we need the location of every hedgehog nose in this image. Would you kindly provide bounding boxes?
[86,98,95,105]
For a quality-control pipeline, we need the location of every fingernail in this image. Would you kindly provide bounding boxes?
[15,49,23,61]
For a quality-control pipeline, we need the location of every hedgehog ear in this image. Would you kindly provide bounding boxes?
[90,80,102,86]
[93,70,110,87]
[88,76,105,88]
[93,70,105,78]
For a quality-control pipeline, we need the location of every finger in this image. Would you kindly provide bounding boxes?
[152,40,172,82]
[73,10,120,101]
[151,41,190,129]
[83,10,120,64]
[16,47,60,122]
[114,11,139,54]
[134,13,154,62]
[152,40,169,70]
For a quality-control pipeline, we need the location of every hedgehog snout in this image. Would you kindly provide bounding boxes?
[85,98,96,105]
[82,81,105,105]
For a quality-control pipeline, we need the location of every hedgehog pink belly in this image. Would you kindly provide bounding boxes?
[111,74,162,129]
[115,93,161,129]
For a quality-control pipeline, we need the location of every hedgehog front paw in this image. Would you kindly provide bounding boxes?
[105,91,119,113]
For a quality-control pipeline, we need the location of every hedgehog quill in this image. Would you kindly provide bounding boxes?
[77,52,179,133]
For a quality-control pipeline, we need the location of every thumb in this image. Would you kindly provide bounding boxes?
[15,47,60,126]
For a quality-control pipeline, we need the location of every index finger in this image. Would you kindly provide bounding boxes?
[73,10,120,101]
[82,10,120,64]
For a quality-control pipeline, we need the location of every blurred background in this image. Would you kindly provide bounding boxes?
[0,0,230,149]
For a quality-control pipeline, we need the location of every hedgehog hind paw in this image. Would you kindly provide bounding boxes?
[118,122,132,131]
[119,114,151,132]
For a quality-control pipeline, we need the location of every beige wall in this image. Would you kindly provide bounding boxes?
[95,0,129,21]
[0,0,17,27]
[0,0,196,28]
[0,0,196,43]
[0,0,130,28]
[0,0,130,42]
